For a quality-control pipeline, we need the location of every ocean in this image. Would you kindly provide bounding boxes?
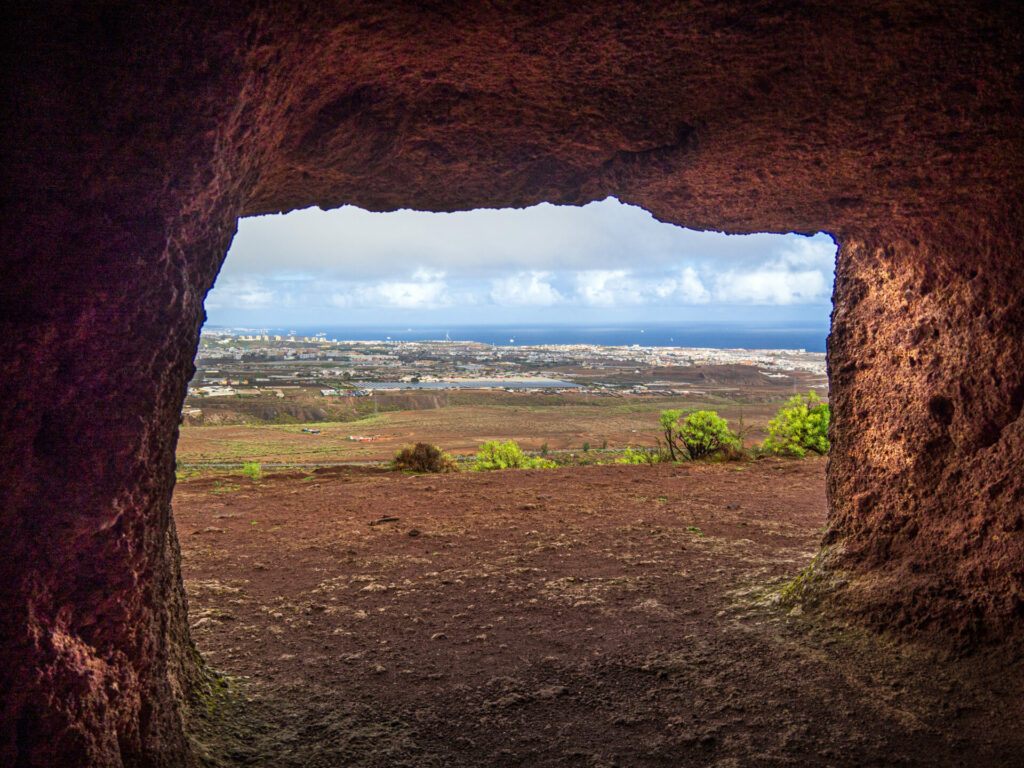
[225,323,828,353]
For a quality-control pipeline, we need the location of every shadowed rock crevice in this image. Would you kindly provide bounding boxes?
[1,2,1021,765]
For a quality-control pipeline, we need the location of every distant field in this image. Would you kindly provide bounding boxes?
[175,395,801,466]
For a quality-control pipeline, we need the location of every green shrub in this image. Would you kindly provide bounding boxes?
[676,411,739,459]
[659,409,684,460]
[392,442,459,473]
[473,440,555,471]
[241,461,263,481]
[582,441,590,453]
[761,392,830,457]
[615,446,665,465]
[540,443,549,456]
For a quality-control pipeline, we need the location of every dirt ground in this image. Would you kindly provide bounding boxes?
[175,459,1023,767]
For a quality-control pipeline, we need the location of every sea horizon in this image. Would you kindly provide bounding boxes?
[205,322,828,353]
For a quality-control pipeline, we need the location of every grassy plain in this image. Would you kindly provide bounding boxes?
[176,394,796,466]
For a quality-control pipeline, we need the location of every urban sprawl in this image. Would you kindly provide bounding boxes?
[188,329,827,401]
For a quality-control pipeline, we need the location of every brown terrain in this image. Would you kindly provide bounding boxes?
[175,460,1022,767]
[182,367,827,428]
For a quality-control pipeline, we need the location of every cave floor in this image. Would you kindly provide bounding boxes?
[174,458,1022,767]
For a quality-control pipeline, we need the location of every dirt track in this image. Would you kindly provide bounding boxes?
[176,459,1023,767]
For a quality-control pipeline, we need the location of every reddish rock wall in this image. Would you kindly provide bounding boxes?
[1,2,1021,765]
[827,215,1024,640]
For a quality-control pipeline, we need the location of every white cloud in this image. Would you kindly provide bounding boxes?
[678,267,711,303]
[220,199,835,282]
[714,269,829,304]
[206,200,837,324]
[490,271,563,306]
[205,278,276,309]
[331,269,451,309]
[656,267,711,303]
[574,267,710,306]
[707,235,834,304]
[772,237,836,271]
[373,279,449,309]
[575,270,634,306]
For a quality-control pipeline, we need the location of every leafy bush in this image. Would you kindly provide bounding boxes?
[392,442,459,473]
[241,461,263,481]
[472,440,555,471]
[657,409,740,460]
[615,446,666,465]
[761,392,830,457]
[675,411,740,459]
[658,409,685,460]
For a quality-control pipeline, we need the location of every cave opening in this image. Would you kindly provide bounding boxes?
[170,200,840,763]
[181,197,836,457]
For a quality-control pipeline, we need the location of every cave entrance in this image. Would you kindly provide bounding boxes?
[181,196,835,461]
[173,199,838,762]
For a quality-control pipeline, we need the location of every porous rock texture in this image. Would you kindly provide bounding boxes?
[1,2,1021,765]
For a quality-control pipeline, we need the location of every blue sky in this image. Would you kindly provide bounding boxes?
[206,197,835,327]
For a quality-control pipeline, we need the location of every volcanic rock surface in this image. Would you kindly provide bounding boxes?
[1,2,1021,766]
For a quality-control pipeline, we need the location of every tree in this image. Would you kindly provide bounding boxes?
[761,392,830,457]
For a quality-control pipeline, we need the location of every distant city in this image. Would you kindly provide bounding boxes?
[188,327,826,403]
[204,321,829,353]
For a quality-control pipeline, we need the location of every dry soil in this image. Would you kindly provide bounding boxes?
[175,459,1023,767]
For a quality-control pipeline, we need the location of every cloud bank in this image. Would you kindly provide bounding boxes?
[206,198,836,325]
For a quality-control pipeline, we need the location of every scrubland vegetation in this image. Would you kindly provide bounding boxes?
[613,392,829,466]
[391,443,459,473]
[386,392,829,475]
[179,392,829,480]
[760,391,831,457]
[240,461,263,480]
[472,440,557,471]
